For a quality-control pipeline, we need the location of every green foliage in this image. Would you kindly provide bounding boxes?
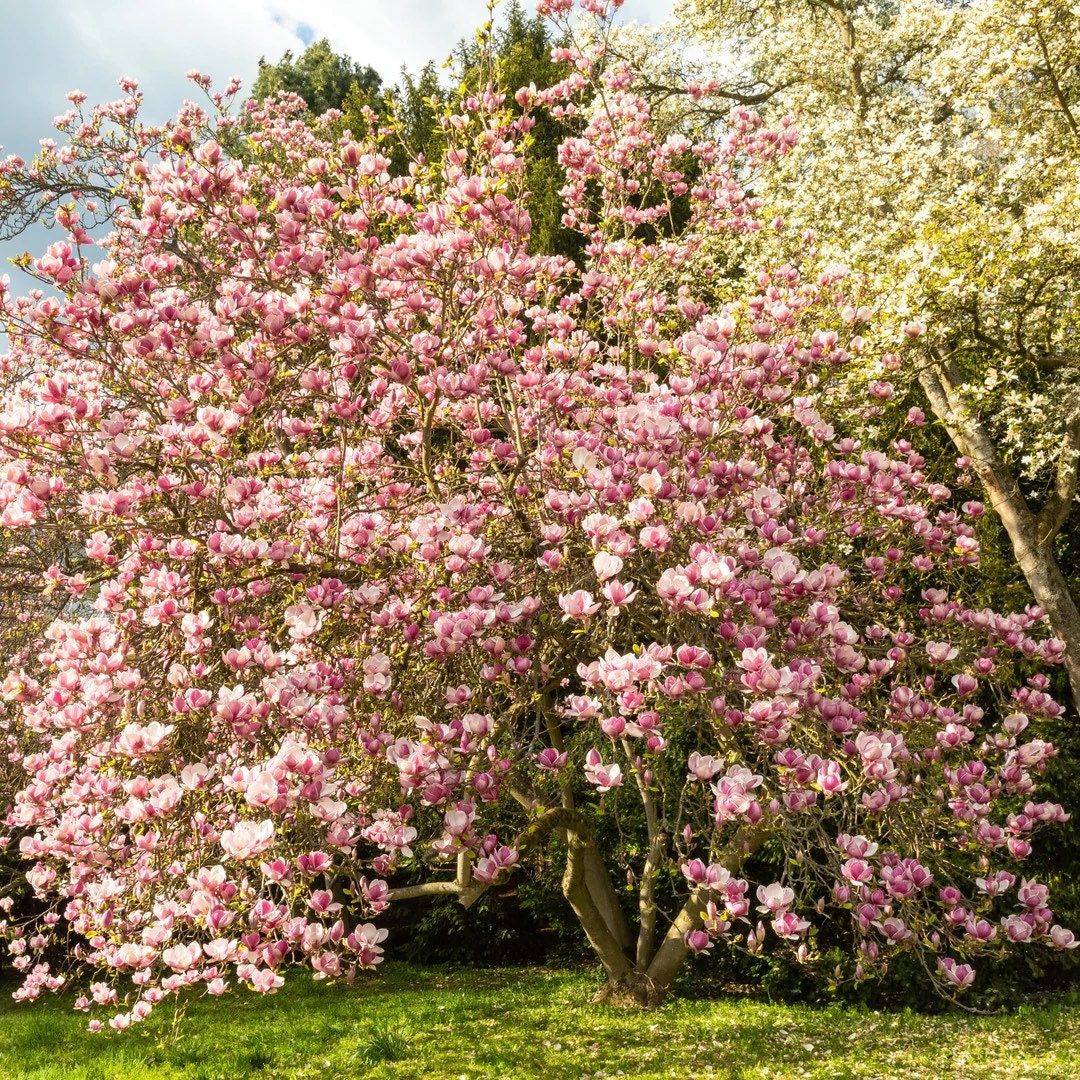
[382,62,448,172]
[251,39,382,117]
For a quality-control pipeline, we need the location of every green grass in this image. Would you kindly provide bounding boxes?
[0,964,1077,1079]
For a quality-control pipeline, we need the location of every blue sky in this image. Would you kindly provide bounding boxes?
[0,0,672,294]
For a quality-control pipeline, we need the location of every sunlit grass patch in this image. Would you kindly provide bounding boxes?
[0,964,1077,1079]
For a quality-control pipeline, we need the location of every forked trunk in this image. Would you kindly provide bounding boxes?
[563,823,766,1007]
[592,968,666,1008]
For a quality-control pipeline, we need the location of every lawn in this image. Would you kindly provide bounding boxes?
[0,964,1077,1080]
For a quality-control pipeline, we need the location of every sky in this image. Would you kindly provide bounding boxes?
[0,0,673,292]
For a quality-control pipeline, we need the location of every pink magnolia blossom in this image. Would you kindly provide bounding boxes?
[757,883,795,915]
[584,749,623,790]
[938,957,976,988]
[559,590,601,620]
[220,820,276,861]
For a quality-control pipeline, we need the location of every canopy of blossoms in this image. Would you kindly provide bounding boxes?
[0,0,1071,1029]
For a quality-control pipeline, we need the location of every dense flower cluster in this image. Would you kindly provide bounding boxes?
[0,0,1071,1027]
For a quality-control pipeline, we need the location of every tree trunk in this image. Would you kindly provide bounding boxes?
[572,823,767,1007]
[919,361,1080,709]
[644,887,711,993]
[582,842,633,952]
[393,815,765,1008]
[561,823,636,986]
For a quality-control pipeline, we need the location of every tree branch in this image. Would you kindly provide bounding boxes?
[386,880,461,901]
[1037,413,1080,544]
[388,805,578,907]
[1033,21,1079,138]
[645,823,767,992]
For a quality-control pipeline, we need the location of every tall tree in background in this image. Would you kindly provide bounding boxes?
[655,0,1080,705]
[251,38,383,118]
[456,1,577,256]
[251,3,575,257]
[382,62,447,163]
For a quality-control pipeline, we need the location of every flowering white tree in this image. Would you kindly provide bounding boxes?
[664,0,1080,703]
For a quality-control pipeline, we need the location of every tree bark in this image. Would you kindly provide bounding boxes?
[561,822,636,986]
[918,360,1080,708]
[623,738,667,970]
[536,710,634,953]
[582,842,633,953]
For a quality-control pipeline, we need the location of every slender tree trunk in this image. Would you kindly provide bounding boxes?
[582,842,633,952]
[623,738,667,970]
[918,360,1080,708]
[645,887,711,991]
[537,711,634,953]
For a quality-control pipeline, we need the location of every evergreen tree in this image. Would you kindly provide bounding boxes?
[252,38,382,117]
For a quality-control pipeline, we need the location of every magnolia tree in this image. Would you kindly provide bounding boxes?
[0,0,1073,1028]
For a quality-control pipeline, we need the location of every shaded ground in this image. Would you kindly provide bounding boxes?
[0,964,1077,1079]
